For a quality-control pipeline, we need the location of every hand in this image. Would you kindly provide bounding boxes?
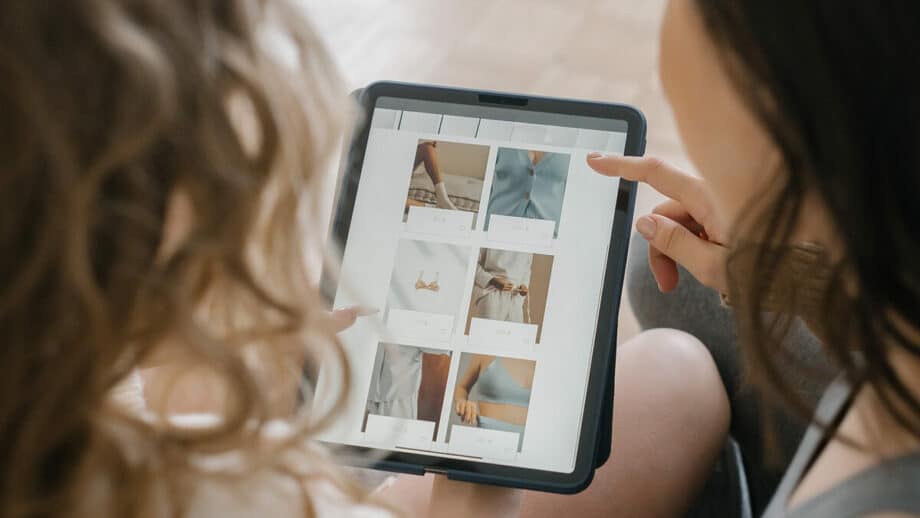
[328,305,378,333]
[515,284,529,296]
[588,154,730,293]
[489,276,515,291]
[455,398,479,425]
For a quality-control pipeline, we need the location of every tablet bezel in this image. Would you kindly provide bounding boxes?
[323,81,645,493]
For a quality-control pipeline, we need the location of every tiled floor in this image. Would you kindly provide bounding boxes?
[304,0,691,342]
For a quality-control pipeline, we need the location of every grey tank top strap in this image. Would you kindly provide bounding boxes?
[762,377,920,517]
[783,452,920,517]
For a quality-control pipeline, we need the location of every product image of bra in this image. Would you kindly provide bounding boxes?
[415,270,440,292]
[475,358,532,407]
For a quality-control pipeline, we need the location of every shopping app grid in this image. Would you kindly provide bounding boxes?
[322,107,625,472]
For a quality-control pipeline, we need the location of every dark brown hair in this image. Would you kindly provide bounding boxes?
[694,1,920,438]
[0,1,379,516]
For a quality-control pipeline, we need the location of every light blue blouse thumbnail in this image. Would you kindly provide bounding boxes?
[485,148,570,236]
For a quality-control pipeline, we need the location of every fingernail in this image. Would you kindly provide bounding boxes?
[336,306,357,317]
[636,216,657,239]
[587,152,604,160]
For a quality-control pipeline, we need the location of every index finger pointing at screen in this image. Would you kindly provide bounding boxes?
[587,154,704,206]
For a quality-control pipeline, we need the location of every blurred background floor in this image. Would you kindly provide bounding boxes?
[304,0,691,342]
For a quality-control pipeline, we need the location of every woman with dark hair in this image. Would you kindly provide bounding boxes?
[584,0,920,515]
[392,0,920,516]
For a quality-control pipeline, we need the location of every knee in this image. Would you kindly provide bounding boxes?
[616,328,730,446]
[603,329,730,515]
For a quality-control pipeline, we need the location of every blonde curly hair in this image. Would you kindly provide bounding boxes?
[0,1,376,516]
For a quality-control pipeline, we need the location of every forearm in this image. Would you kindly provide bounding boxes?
[429,475,521,518]
[474,264,494,289]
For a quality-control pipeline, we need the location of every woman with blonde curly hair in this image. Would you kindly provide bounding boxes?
[0,1,385,515]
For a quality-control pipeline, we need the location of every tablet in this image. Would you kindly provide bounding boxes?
[317,81,645,493]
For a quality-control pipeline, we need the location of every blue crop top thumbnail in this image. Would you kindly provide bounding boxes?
[475,358,532,408]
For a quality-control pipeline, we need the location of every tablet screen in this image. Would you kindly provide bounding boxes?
[318,96,628,473]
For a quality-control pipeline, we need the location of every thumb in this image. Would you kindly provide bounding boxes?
[329,306,378,333]
[635,214,728,292]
